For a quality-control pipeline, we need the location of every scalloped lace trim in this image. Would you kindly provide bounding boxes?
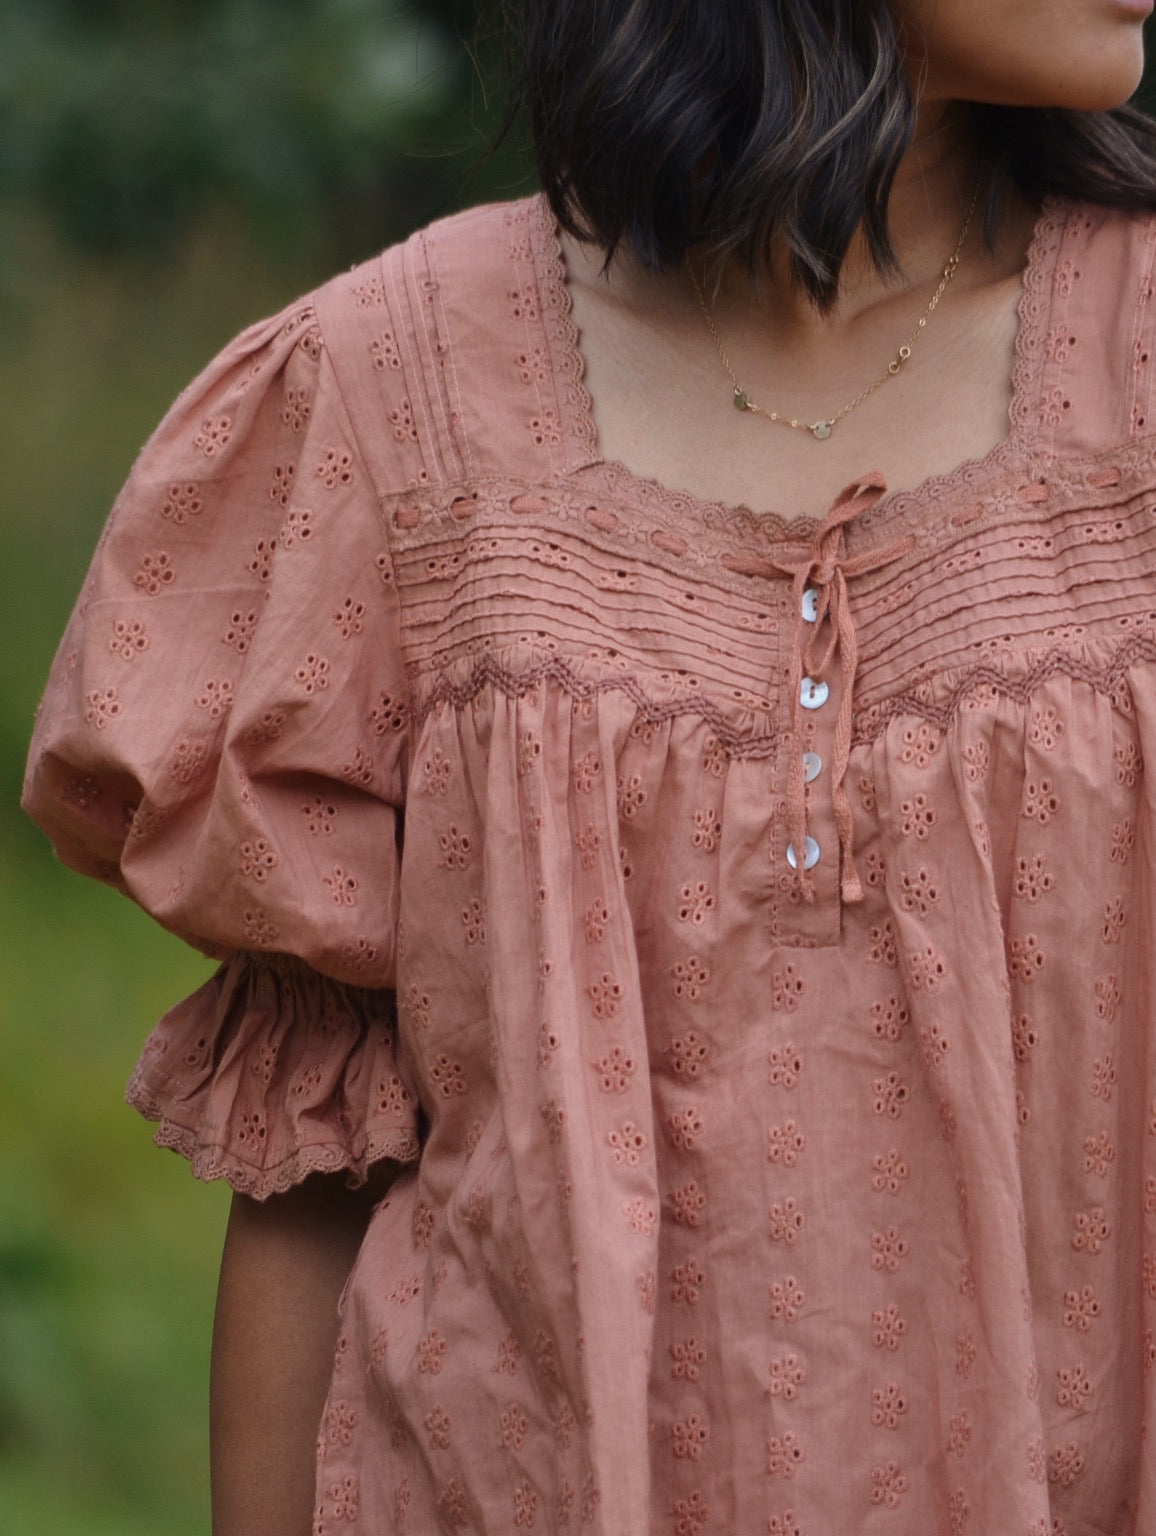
[415,648,781,757]
[852,628,1155,745]
[414,628,1153,757]
[529,191,1070,543]
[126,1075,420,1202]
[528,196,599,468]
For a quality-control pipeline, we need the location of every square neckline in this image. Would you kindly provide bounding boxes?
[529,190,1068,544]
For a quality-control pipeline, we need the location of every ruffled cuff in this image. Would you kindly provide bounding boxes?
[126,952,422,1200]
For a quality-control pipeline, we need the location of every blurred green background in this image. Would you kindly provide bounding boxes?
[1,2,529,1531]
[6,5,1156,1533]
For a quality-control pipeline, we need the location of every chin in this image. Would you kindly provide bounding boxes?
[957,55,1147,114]
[1041,53,1149,111]
[922,26,1149,115]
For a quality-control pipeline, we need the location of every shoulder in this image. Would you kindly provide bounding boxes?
[312,196,539,329]
[309,195,571,490]
[1036,197,1156,456]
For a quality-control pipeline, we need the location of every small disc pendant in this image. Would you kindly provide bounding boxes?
[811,420,833,441]
[734,389,752,411]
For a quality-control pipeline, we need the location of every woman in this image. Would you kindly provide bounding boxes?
[23,1,1156,1531]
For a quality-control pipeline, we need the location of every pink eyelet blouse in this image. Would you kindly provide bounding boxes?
[22,192,1156,1534]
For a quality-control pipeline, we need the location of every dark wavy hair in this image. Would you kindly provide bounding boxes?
[498,0,1156,308]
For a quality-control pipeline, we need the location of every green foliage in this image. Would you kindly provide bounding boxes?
[0,0,532,263]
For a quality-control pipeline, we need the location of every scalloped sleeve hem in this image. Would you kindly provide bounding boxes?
[124,952,422,1200]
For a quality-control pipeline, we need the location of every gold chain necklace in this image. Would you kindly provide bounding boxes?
[688,182,980,442]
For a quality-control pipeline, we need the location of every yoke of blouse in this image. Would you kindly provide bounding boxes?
[22,193,1156,1536]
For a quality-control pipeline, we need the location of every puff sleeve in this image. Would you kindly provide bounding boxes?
[22,296,422,1197]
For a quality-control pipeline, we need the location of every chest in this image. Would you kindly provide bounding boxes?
[561,224,1037,522]
[567,262,1029,524]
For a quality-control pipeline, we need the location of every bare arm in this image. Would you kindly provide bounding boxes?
[210,1164,399,1536]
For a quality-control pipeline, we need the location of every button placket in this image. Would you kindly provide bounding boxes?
[772,663,843,946]
[767,474,916,918]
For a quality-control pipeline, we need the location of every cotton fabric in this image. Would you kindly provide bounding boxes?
[22,193,1156,1535]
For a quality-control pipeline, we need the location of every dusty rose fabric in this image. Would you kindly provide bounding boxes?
[23,192,1156,1534]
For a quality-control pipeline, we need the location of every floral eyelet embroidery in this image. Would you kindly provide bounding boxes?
[196,678,233,718]
[1008,935,1044,982]
[671,956,710,1000]
[1111,819,1135,863]
[430,1054,466,1097]
[667,1106,704,1151]
[669,1337,707,1383]
[587,972,623,1018]
[677,880,715,925]
[672,1414,709,1461]
[390,401,419,443]
[133,551,176,596]
[766,1432,804,1479]
[868,922,898,967]
[870,1226,910,1273]
[1114,743,1142,787]
[766,1511,802,1536]
[1101,897,1126,945]
[768,1197,805,1245]
[771,964,804,1012]
[670,1180,706,1227]
[961,740,989,781]
[333,598,365,638]
[317,448,354,487]
[193,415,232,456]
[769,1276,805,1323]
[294,654,330,695]
[1090,1054,1117,1102]
[239,838,277,882]
[870,997,909,1041]
[1023,778,1061,822]
[1094,974,1121,1022]
[460,899,485,945]
[871,1148,909,1195]
[281,509,314,548]
[872,1072,911,1119]
[607,1121,647,1166]
[160,482,203,523]
[323,866,359,907]
[370,331,402,371]
[667,1031,709,1077]
[1071,1206,1111,1254]
[268,463,295,507]
[439,824,473,870]
[871,1304,907,1351]
[1048,1443,1086,1488]
[870,1461,909,1509]
[222,609,259,653]
[768,1043,804,1090]
[592,1047,636,1093]
[691,807,721,851]
[899,794,935,839]
[871,1381,909,1428]
[907,945,948,992]
[767,1121,805,1167]
[769,1354,806,1401]
[899,722,938,766]
[1013,854,1055,903]
[84,687,122,730]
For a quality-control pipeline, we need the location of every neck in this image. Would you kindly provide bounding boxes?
[743,102,986,331]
